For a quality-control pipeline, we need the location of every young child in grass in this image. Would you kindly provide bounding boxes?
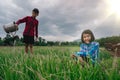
[15,8,39,54]
[72,29,99,67]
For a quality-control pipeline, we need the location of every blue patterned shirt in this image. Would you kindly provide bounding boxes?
[75,42,99,63]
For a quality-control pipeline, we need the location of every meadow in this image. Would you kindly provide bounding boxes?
[0,46,120,80]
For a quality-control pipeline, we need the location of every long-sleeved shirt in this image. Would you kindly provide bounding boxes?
[16,16,39,37]
[76,42,99,63]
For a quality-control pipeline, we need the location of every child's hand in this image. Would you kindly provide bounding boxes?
[14,24,18,28]
[15,24,18,26]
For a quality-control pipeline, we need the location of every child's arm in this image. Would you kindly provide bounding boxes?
[35,21,39,38]
[88,42,99,62]
[79,44,87,56]
[16,16,28,25]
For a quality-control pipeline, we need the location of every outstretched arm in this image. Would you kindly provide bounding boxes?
[16,16,28,25]
[76,44,87,56]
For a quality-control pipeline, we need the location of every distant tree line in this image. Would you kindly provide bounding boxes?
[0,35,120,47]
[0,35,80,46]
[96,36,120,47]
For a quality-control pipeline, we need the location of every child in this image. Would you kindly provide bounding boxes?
[72,29,99,67]
[15,8,39,54]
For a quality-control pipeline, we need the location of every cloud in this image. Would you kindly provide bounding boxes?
[95,14,120,38]
[0,0,119,41]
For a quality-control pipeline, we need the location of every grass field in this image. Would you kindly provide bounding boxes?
[0,46,120,80]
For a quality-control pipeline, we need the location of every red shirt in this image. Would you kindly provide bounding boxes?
[16,16,39,37]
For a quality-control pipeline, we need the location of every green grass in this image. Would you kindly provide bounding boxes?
[0,46,120,80]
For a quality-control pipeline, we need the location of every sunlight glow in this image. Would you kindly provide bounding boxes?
[108,0,120,16]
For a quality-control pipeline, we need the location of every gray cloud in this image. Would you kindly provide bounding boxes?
[95,14,120,38]
[0,0,120,41]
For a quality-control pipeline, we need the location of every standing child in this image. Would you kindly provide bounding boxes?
[72,29,99,67]
[15,8,39,54]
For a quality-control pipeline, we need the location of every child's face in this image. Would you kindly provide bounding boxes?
[83,33,91,44]
[32,11,38,17]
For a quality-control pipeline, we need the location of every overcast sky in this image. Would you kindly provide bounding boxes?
[0,0,120,41]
